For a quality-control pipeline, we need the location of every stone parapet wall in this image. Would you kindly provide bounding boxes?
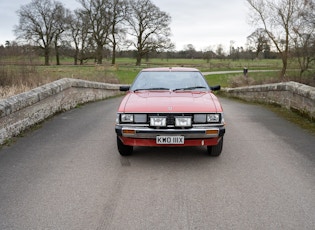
[222,81,315,120]
[1,79,314,145]
[0,78,122,145]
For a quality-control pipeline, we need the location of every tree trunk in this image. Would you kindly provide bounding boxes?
[111,43,116,65]
[280,52,288,80]
[44,47,50,66]
[55,46,60,65]
[73,47,78,65]
[136,55,142,66]
[74,53,78,65]
[96,44,103,64]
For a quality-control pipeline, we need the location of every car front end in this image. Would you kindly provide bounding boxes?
[115,67,226,156]
[116,111,225,147]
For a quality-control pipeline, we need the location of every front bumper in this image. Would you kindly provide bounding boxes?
[116,125,225,138]
[115,125,225,147]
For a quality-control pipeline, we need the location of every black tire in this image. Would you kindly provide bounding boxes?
[207,137,223,157]
[117,136,133,156]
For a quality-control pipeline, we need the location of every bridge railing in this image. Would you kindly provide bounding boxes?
[0,78,122,145]
[1,79,314,145]
[221,81,315,121]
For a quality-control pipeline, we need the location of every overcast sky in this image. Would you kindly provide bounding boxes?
[0,0,253,51]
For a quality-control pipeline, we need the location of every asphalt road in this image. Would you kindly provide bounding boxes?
[0,97,314,230]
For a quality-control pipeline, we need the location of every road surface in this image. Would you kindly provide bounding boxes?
[0,97,314,230]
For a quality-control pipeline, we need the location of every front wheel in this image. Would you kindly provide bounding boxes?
[117,136,133,156]
[207,137,223,157]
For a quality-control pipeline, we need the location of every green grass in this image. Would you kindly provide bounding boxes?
[1,56,314,93]
[204,74,233,87]
[204,71,282,88]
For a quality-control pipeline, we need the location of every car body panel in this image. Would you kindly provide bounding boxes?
[117,91,223,113]
[119,136,222,147]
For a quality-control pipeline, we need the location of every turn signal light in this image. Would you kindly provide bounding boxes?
[206,130,218,135]
[122,129,136,135]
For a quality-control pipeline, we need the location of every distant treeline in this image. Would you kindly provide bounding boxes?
[0,43,279,64]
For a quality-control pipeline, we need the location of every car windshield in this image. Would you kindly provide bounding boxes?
[130,71,210,91]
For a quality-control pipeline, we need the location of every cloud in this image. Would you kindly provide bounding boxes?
[151,0,251,50]
[0,0,251,51]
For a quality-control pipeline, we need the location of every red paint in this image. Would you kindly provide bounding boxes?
[119,136,221,147]
[118,91,223,113]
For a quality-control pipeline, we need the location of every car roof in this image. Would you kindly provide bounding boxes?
[141,67,200,72]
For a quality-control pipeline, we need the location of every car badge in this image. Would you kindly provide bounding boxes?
[168,106,173,111]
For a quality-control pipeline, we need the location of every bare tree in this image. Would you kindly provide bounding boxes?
[247,28,270,58]
[127,0,173,66]
[15,0,67,65]
[78,0,113,64]
[183,44,197,59]
[53,3,71,65]
[247,0,300,78]
[108,0,130,65]
[291,0,315,77]
[69,10,92,65]
[216,44,225,59]
[203,46,216,63]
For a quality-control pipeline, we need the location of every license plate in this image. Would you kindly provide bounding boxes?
[156,136,184,144]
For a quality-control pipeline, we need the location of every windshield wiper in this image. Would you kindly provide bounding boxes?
[173,86,207,91]
[133,87,170,92]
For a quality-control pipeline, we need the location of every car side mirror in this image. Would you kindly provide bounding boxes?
[210,85,221,91]
[120,85,130,92]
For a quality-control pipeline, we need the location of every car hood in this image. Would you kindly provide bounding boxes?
[118,91,223,113]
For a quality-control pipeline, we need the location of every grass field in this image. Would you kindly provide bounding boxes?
[0,56,314,99]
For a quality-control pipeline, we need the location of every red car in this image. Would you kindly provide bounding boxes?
[115,67,225,156]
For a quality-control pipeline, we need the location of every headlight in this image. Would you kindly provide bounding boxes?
[175,117,192,127]
[194,114,207,123]
[134,114,147,123]
[150,117,166,127]
[207,114,220,123]
[121,114,134,123]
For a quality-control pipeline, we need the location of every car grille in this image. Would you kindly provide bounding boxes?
[149,113,193,128]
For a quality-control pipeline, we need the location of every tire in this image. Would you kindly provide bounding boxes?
[117,136,133,156]
[207,137,223,157]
